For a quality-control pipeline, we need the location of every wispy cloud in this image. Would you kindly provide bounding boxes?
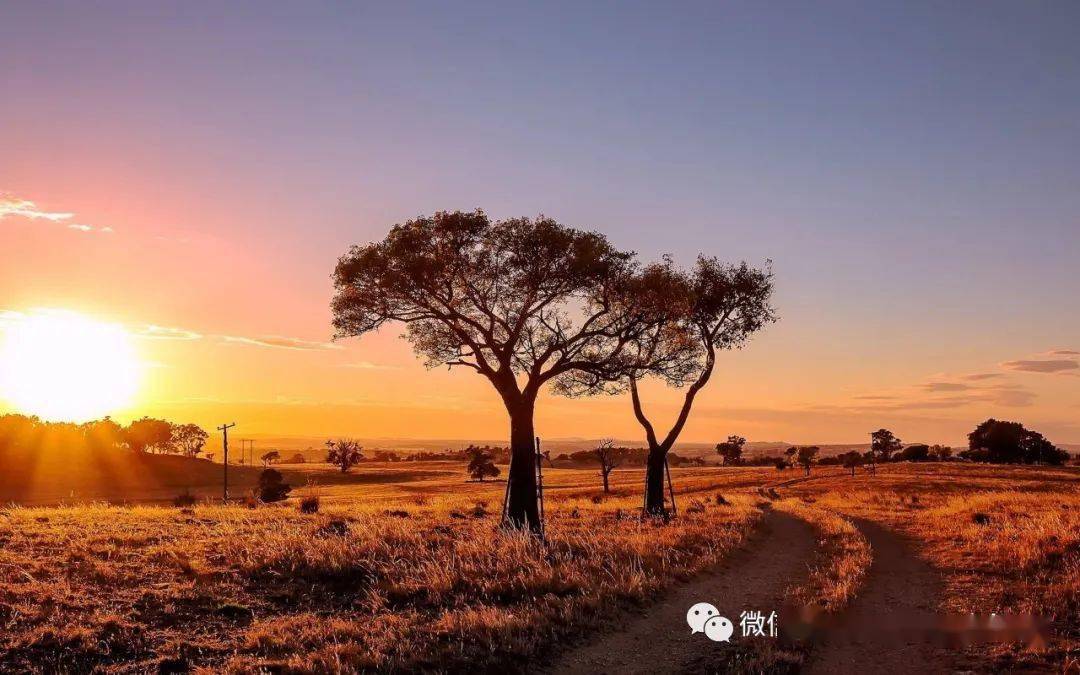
[222,335,341,351]
[137,325,203,341]
[1001,359,1079,374]
[0,194,113,233]
[1046,349,1080,356]
[919,381,972,392]
[961,373,1002,381]
[341,361,399,370]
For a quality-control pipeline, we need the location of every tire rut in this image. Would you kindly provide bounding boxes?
[543,509,817,674]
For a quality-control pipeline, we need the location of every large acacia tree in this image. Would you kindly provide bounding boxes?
[331,211,675,530]
[625,257,776,515]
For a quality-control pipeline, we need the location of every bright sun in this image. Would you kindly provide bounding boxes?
[0,310,141,422]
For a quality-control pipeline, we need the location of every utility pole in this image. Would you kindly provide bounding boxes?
[218,422,236,501]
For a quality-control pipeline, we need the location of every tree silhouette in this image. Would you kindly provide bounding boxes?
[592,439,620,493]
[172,423,208,458]
[623,257,776,515]
[797,446,819,475]
[466,446,500,482]
[326,439,363,473]
[965,419,1068,465]
[261,450,280,466]
[124,417,173,454]
[716,435,747,466]
[332,211,677,530]
[841,450,864,476]
[871,428,902,463]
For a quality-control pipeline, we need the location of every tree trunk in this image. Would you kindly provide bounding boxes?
[644,445,668,515]
[602,471,610,493]
[505,400,541,532]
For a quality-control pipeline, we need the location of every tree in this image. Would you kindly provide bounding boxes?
[258,468,292,502]
[871,429,902,463]
[261,450,281,466]
[841,451,864,476]
[332,211,676,531]
[466,445,500,482]
[797,446,819,476]
[326,439,363,473]
[625,257,776,515]
[965,419,1068,465]
[80,417,124,451]
[784,446,797,468]
[592,438,620,493]
[716,435,747,466]
[172,423,208,458]
[124,417,173,454]
[930,444,952,461]
[289,453,306,464]
[898,444,930,462]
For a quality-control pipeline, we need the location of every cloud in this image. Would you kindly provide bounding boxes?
[919,382,972,392]
[1046,349,1080,356]
[222,335,341,351]
[961,373,1002,381]
[341,361,398,370]
[137,325,203,341]
[1001,359,1079,374]
[1,194,113,233]
[0,196,73,222]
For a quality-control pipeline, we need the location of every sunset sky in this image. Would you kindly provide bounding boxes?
[2,2,1078,445]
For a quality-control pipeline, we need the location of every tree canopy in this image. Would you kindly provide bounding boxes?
[964,419,1068,465]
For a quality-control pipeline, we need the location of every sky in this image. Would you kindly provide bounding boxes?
[1,1,1078,445]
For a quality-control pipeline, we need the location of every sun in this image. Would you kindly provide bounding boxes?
[0,310,142,422]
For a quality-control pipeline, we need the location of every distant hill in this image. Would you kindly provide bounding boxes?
[0,446,266,505]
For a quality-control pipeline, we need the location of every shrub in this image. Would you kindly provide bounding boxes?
[173,491,197,508]
[258,469,292,503]
[299,495,320,514]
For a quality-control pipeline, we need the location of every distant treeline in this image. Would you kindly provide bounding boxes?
[0,414,211,459]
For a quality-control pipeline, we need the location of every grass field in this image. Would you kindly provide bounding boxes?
[1,460,1078,671]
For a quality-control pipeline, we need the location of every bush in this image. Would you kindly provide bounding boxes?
[258,469,292,503]
[173,491,197,507]
[299,495,320,514]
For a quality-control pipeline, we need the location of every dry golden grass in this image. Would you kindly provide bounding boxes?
[0,463,769,672]
[782,462,1080,668]
[771,498,871,614]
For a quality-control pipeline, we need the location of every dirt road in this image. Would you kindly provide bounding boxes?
[803,519,953,674]
[544,509,817,674]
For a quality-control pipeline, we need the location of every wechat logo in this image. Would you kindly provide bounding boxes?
[686,602,734,642]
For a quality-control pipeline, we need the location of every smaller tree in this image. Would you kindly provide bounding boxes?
[592,439,620,493]
[258,468,292,502]
[898,444,930,462]
[783,446,797,468]
[930,444,952,461]
[171,423,208,458]
[797,446,819,476]
[289,452,306,464]
[773,457,787,471]
[124,417,174,454]
[261,450,281,467]
[716,435,747,466]
[326,439,363,473]
[841,451,864,476]
[871,429,902,463]
[466,445,500,482]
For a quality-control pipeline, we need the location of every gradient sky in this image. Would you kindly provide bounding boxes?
[2,1,1078,444]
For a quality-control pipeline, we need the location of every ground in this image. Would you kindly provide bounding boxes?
[0,460,1077,672]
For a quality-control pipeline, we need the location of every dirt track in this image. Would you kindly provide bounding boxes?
[544,509,817,674]
[803,519,953,674]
